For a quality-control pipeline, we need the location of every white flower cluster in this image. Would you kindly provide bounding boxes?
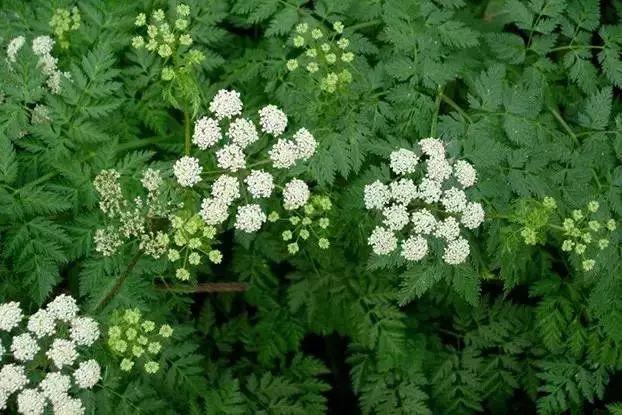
[176,89,316,234]
[364,138,484,265]
[0,295,101,415]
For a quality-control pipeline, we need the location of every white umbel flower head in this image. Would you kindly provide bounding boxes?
[0,364,28,394]
[418,137,445,158]
[440,188,468,214]
[69,317,100,347]
[269,139,299,169]
[234,204,266,233]
[211,175,240,204]
[461,202,485,229]
[216,144,246,172]
[73,360,101,389]
[382,204,409,231]
[0,301,23,331]
[454,160,477,188]
[199,197,230,225]
[209,89,243,120]
[7,36,25,63]
[244,170,274,198]
[368,226,397,255]
[173,156,202,187]
[418,178,442,204]
[401,235,428,261]
[259,105,288,136]
[389,148,418,175]
[27,309,55,338]
[283,179,310,210]
[293,128,317,160]
[52,395,85,415]
[443,238,470,265]
[426,156,452,182]
[11,333,39,362]
[46,339,78,368]
[434,217,461,241]
[390,178,417,205]
[364,180,390,210]
[17,388,45,415]
[46,294,79,322]
[32,35,55,56]
[227,118,258,148]
[411,209,437,235]
[39,372,70,403]
[192,117,221,149]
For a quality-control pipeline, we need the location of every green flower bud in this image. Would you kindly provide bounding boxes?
[152,9,165,22]
[145,361,160,374]
[158,44,172,58]
[120,358,134,371]
[582,259,595,271]
[141,320,156,332]
[520,227,537,245]
[132,345,144,357]
[293,36,305,47]
[175,268,190,281]
[325,53,337,64]
[304,204,315,215]
[607,219,616,231]
[268,211,280,222]
[319,218,330,229]
[113,339,127,353]
[135,13,147,26]
[188,238,201,249]
[208,250,222,264]
[302,217,312,226]
[311,28,323,39]
[287,242,299,254]
[161,67,175,81]
[587,201,599,213]
[320,43,330,52]
[300,229,310,240]
[124,309,141,324]
[305,48,317,58]
[563,218,575,232]
[572,209,583,221]
[188,252,200,265]
[179,34,193,46]
[295,23,308,33]
[318,238,330,249]
[108,326,121,338]
[581,233,592,243]
[203,226,217,239]
[286,59,298,71]
[147,25,158,38]
[177,4,190,17]
[132,36,145,49]
[561,240,574,251]
[341,52,354,62]
[148,342,162,354]
[574,243,586,255]
[137,336,148,345]
[176,19,189,30]
[306,62,319,73]
[282,230,293,241]
[168,249,180,262]
[125,328,137,340]
[543,197,557,209]
[290,216,301,225]
[588,220,601,232]
[159,324,173,338]
[598,239,609,250]
[337,38,349,49]
[333,21,344,34]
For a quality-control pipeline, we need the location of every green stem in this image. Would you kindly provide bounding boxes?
[440,93,473,123]
[184,110,191,155]
[156,282,248,293]
[548,107,578,144]
[548,45,603,52]
[430,88,442,137]
[93,252,142,312]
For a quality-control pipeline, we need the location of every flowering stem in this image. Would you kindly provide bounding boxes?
[93,252,142,312]
[156,282,248,293]
[184,110,191,155]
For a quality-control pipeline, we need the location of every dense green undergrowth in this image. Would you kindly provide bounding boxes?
[1,0,622,414]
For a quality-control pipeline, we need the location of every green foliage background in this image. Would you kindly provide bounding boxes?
[1,0,622,413]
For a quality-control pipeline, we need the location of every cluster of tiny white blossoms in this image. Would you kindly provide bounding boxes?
[0,295,101,415]
[173,89,318,238]
[5,35,69,94]
[93,168,173,258]
[364,138,484,265]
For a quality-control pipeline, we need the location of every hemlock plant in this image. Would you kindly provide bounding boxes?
[0,1,621,414]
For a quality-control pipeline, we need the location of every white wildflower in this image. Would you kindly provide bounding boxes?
[434,217,461,241]
[32,35,55,56]
[440,187,467,213]
[283,179,310,210]
[39,372,71,403]
[364,180,390,210]
[244,170,274,198]
[93,227,122,257]
[199,197,229,225]
[141,168,162,193]
[17,388,45,415]
[52,395,85,415]
[46,294,79,322]
[192,116,221,149]
[389,148,418,175]
[389,178,417,205]
[258,105,288,136]
[443,238,470,265]
[216,144,246,172]
[227,118,258,148]
[269,138,300,168]
[46,339,78,368]
[234,204,266,233]
[382,204,409,231]
[11,333,39,362]
[7,36,25,62]
[0,301,23,331]
[93,169,122,216]
[173,156,202,187]
[368,226,397,255]
[293,128,317,160]
[211,175,240,204]
[418,137,445,158]
[69,317,100,347]
[426,156,452,182]
[0,364,28,394]
[411,209,437,235]
[209,89,243,119]
[454,160,477,188]
[461,202,485,229]
[401,235,428,261]
[418,178,442,203]
[27,310,57,340]
[73,359,101,389]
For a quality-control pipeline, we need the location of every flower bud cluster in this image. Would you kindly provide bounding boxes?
[286,21,354,93]
[49,7,81,49]
[0,295,101,414]
[364,138,484,265]
[106,308,172,374]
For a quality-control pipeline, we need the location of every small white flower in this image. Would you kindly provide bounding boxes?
[69,317,100,347]
[7,36,25,63]
[216,144,246,172]
[245,170,274,198]
[364,180,390,210]
[283,179,310,210]
[382,204,409,231]
[293,128,317,160]
[426,156,452,182]
[401,235,428,261]
[443,238,470,265]
[234,204,266,233]
[461,202,485,229]
[32,35,55,56]
[46,294,79,322]
[389,148,418,175]
[440,187,467,214]
[39,372,70,403]
[435,217,461,241]
[192,117,221,149]
[46,339,78,368]
[173,156,202,187]
[0,301,23,331]
[389,178,417,205]
[417,178,442,204]
[227,118,258,148]
[52,395,85,415]
[17,388,45,415]
[259,105,288,136]
[11,333,39,362]
[199,197,229,225]
[418,137,445,158]
[73,360,101,389]
[0,364,28,394]
[211,175,240,204]
[454,160,477,188]
[269,138,300,168]
[209,89,243,119]
[141,168,162,193]
[368,226,397,255]
[411,209,437,235]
